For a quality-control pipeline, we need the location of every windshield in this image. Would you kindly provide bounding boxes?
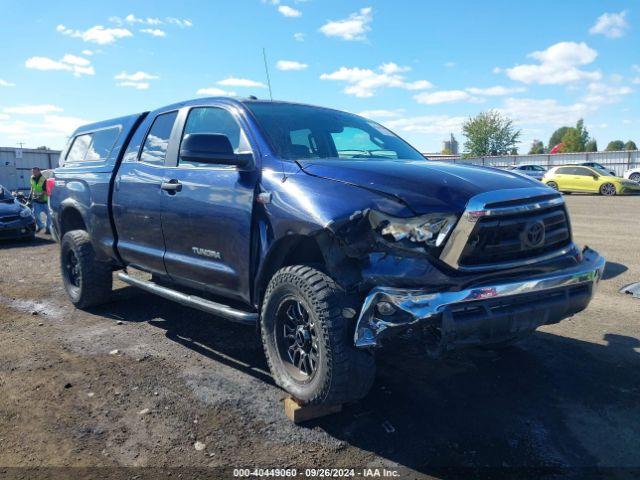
[592,166,613,176]
[245,103,425,161]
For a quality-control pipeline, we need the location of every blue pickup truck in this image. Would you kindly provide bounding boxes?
[50,97,605,406]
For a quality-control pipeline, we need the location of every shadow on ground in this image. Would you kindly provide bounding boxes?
[602,261,628,280]
[0,236,55,250]
[95,287,640,477]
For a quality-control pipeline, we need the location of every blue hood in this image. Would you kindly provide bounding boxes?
[0,198,22,216]
[299,159,543,214]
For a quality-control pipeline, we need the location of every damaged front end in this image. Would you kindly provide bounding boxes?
[354,247,604,353]
[324,187,606,356]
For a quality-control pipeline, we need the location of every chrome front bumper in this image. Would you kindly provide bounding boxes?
[354,247,605,348]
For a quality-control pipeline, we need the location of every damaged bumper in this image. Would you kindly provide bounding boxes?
[354,247,605,350]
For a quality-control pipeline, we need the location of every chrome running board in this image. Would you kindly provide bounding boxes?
[117,272,257,325]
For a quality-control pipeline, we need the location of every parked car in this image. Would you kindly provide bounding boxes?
[579,162,615,176]
[0,184,36,241]
[623,167,640,182]
[49,98,605,406]
[507,164,546,181]
[543,165,640,195]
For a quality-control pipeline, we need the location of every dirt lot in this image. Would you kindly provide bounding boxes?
[1,195,639,479]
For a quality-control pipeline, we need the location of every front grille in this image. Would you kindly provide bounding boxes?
[0,215,20,223]
[459,205,571,267]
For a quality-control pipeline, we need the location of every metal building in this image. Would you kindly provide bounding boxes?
[0,147,61,192]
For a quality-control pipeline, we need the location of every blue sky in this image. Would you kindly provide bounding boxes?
[0,0,638,152]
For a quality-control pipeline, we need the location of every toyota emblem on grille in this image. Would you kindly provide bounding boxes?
[522,220,545,249]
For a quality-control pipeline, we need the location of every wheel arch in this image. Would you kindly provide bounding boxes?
[253,233,326,308]
[59,204,88,237]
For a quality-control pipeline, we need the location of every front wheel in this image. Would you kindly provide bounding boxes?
[599,183,617,196]
[260,265,375,406]
[546,181,559,191]
[629,173,640,182]
[60,230,113,308]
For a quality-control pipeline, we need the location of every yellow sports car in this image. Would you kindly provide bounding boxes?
[542,165,640,196]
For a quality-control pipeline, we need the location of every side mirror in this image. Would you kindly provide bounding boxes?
[179,133,251,168]
[592,174,599,180]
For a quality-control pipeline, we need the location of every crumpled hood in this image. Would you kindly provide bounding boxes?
[0,199,23,216]
[298,159,541,214]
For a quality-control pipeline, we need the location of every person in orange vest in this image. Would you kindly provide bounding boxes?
[29,166,51,234]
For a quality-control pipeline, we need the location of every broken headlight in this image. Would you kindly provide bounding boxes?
[378,213,459,248]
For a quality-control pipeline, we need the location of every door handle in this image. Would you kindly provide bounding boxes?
[161,179,182,194]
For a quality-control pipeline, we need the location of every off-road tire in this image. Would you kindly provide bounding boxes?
[60,230,113,309]
[261,265,375,406]
[599,182,617,196]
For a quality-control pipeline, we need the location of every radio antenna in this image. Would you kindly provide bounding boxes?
[262,48,273,101]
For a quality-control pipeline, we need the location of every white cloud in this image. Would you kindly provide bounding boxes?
[276,60,308,71]
[81,49,94,56]
[498,97,595,126]
[444,62,456,68]
[583,82,633,105]
[196,87,237,96]
[466,85,526,96]
[25,55,94,77]
[4,104,63,115]
[166,17,193,27]
[115,71,159,81]
[141,28,166,37]
[293,32,305,42]
[42,114,89,134]
[414,90,480,105]
[116,81,149,90]
[320,63,432,98]
[357,109,403,119]
[384,115,467,135]
[115,71,158,89]
[124,14,163,25]
[0,79,16,87]
[589,11,629,38]
[61,54,91,66]
[278,5,301,17]
[217,77,266,88]
[319,7,372,41]
[505,42,601,85]
[57,24,133,45]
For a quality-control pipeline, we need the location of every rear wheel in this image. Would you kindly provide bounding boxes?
[261,265,375,406]
[629,173,640,182]
[599,183,617,196]
[60,230,113,308]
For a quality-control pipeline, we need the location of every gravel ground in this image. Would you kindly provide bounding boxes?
[0,194,639,479]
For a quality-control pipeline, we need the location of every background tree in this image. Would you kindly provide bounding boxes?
[576,119,590,149]
[510,147,518,155]
[529,140,545,154]
[462,110,521,157]
[585,139,598,152]
[441,147,453,155]
[548,126,570,150]
[606,140,625,151]
[624,140,638,151]
[557,119,590,153]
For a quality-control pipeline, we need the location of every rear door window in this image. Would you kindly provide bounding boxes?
[140,111,178,165]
